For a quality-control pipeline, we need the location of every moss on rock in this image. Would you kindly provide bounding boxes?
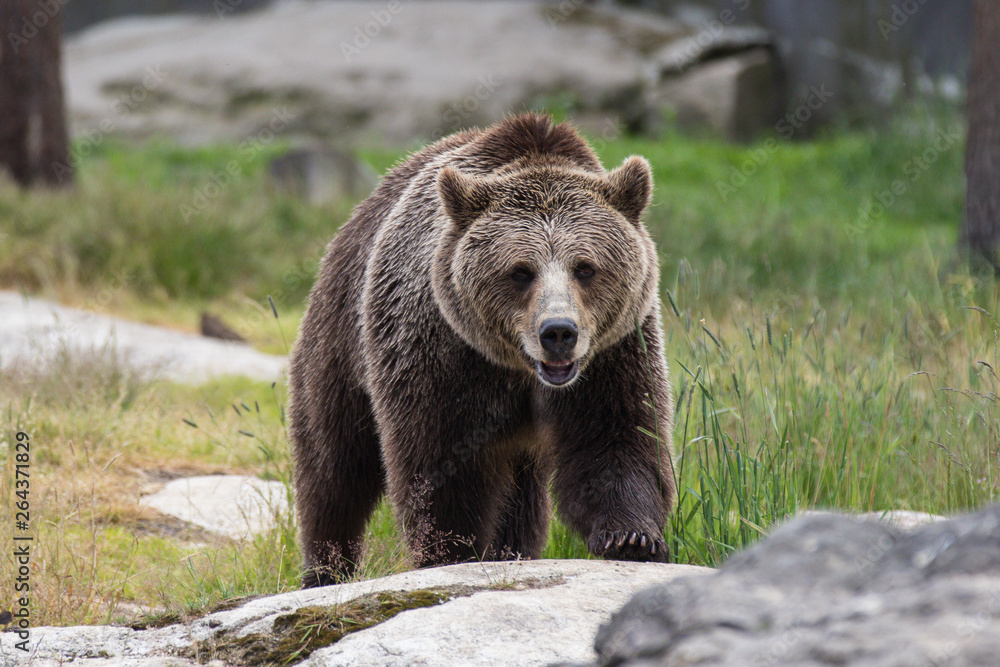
[183,586,476,665]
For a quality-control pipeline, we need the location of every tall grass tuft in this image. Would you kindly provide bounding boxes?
[662,256,1000,566]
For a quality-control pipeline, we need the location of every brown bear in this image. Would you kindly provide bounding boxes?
[288,113,675,588]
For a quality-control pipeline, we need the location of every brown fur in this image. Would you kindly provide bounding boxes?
[288,113,675,588]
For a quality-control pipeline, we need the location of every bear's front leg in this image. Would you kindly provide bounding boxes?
[540,314,675,563]
[381,433,510,568]
[370,350,534,568]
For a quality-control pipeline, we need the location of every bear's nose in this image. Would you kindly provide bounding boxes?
[539,318,578,357]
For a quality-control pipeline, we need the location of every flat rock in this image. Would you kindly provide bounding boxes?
[63,1,676,146]
[0,291,285,383]
[2,560,711,666]
[141,475,290,539]
[582,505,1000,666]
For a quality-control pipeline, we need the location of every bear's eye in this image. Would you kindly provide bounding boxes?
[510,267,534,285]
[574,264,596,281]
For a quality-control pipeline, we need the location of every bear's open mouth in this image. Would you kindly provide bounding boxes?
[537,359,578,386]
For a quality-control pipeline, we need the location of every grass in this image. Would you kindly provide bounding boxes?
[2,101,997,627]
[663,275,1000,564]
[1,351,300,626]
[0,139,346,350]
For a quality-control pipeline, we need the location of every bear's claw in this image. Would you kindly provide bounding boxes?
[590,529,668,563]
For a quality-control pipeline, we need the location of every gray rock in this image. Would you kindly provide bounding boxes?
[651,25,774,75]
[141,475,290,539]
[647,46,781,142]
[2,560,711,666]
[63,1,780,146]
[583,506,1000,666]
[0,291,285,383]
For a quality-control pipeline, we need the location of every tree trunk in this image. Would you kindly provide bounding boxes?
[0,0,72,188]
[962,0,1000,272]
[0,0,34,187]
[34,3,71,186]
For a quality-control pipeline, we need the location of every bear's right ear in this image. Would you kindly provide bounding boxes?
[438,167,492,232]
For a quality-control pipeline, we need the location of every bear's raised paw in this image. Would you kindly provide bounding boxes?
[590,529,669,563]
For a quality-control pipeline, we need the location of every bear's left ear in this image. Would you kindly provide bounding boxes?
[602,156,653,225]
[438,167,493,233]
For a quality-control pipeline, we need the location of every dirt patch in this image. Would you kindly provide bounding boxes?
[122,513,221,542]
[131,595,260,631]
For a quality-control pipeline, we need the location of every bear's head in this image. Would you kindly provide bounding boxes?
[432,157,659,387]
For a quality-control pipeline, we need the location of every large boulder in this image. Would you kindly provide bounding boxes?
[578,505,1000,666]
[644,25,779,141]
[62,1,780,148]
[4,560,710,666]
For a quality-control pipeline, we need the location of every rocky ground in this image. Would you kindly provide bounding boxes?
[5,506,994,666]
[2,560,710,666]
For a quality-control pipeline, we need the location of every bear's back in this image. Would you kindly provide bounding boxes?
[290,130,480,403]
